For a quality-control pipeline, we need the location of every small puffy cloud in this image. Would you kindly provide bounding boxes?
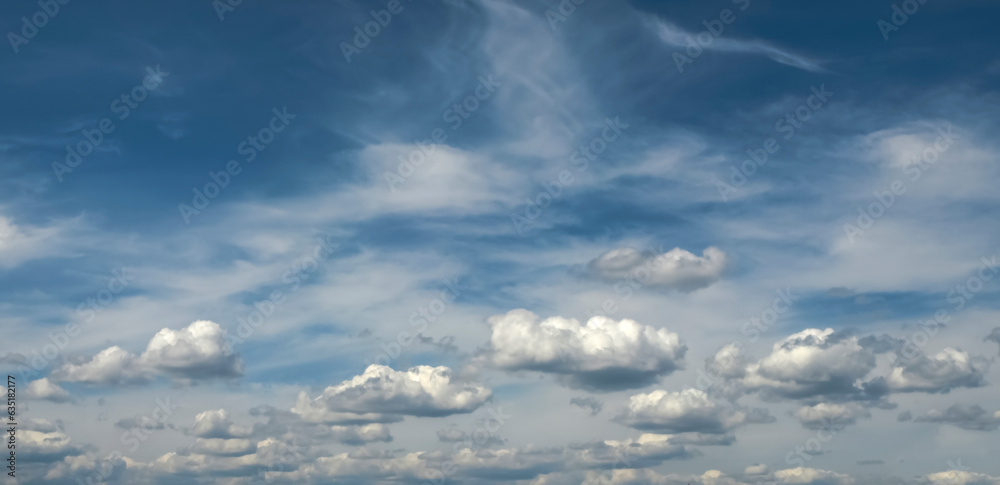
[51,346,151,385]
[302,364,491,418]
[437,426,468,442]
[914,403,1000,431]
[570,434,695,470]
[290,391,399,425]
[329,423,393,445]
[19,428,86,463]
[792,403,871,430]
[139,320,243,379]
[570,397,603,416]
[745,463,769,475]
[587,246,727,292]
[51,320,241,385]
[186,409,252,439]
[925,470,1000,485]
[773,467,856,484]
[613,389,747,434]
[486,309,686,391]
[885,348,989,393]
[24,378,71,403]
[580,468,745,485]
[742,329,877,400]
[189,438,257,457]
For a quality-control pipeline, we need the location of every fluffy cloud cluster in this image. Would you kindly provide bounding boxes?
[613,389,750,434]
[708,329,991,406]
[486,309,686,391]
[51,320,242,385]
[294,364,491,423]
[587,246,727,292]
[186,409,253,439]
[739,329,877,400]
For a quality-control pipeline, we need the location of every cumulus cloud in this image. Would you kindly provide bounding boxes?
[189,438,257,457]
[139,320,243,379]
[587,246,727,292]
[51,320,242,385]
[328,423,393,445]
[793,403,871,430]
[884,348,989,393]
[773,467,855,484]
[613,389,749,434]
[485,309,686,391]
[925,470,1000,485]
[24,378,71,403]
[741,329,878,400]
[914,404,1000,431]
[186,409,252,439]
[297,364,491,420]
[51,346,152,385]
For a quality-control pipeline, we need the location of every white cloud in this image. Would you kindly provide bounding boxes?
[187,409,252,439]
[741,329,877,400]
[300,364,491,418]
[24,378,71,403]
[51,346,151,385]
[773,467,856,484]
[614,388,747,434]
[926,470,1000,485]
[486,309,686,391]
[51,320,241,385]
[189,438,257,457]
[328,423,393,445]
[138,320,242,379]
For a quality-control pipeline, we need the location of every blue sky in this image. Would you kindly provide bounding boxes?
[3,0,1000,484]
